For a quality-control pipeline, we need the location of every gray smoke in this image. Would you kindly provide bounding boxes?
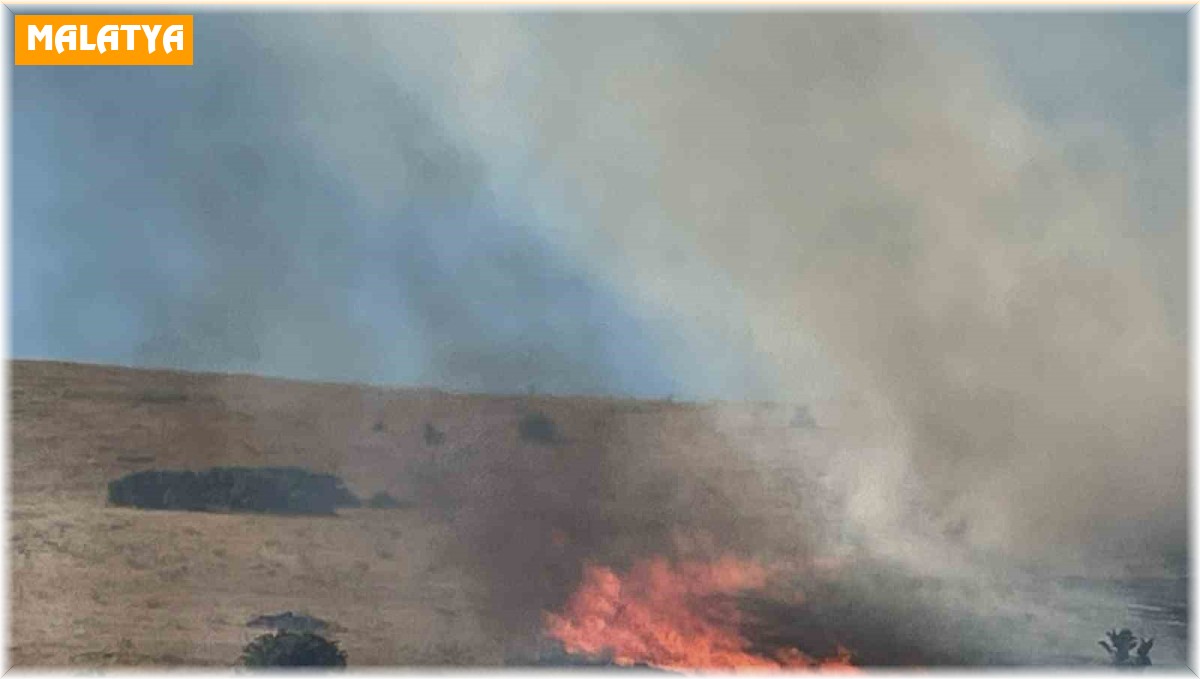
[12,13,695,399]
[253,12,1186,571]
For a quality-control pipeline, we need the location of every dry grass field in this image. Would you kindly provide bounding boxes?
[8,360,1191,669]
[9,359,825,668]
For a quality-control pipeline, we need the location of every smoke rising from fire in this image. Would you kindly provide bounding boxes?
[298,13,1185,569]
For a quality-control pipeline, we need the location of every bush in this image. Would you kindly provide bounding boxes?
[518,412,558,444]
[423,422,445,446]
[241,631,347,667]
[107,466,360,515]
[1099,628,1153,667]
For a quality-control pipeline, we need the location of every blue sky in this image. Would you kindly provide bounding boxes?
[13,16,696,397]
[11,11,1186,401]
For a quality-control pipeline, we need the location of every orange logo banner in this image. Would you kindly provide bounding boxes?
[15,15,193,66]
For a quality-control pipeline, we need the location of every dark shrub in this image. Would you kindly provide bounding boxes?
[423,422,445,447]
[518,412,558,444]
[240,631,346,667]
[107,466,360,515]
[1099,628,1153,667]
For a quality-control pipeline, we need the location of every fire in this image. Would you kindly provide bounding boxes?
[545,555,856,672]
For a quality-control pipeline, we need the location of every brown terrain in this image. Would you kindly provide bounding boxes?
[9,359,834,668]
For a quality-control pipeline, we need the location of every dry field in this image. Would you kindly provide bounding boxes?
[9,359,824,668]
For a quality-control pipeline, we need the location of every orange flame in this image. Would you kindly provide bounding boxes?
[545,555,856,672]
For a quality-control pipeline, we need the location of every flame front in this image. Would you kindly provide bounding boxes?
[545,555,856,671]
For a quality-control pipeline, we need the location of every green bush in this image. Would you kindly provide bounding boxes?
[240,631,347,667]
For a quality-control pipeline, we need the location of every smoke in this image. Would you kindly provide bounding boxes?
[261,12,1187,570]
[567,14,1179,569]
[12,14,704,399]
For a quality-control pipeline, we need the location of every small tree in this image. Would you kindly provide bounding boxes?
[241,631,347,667]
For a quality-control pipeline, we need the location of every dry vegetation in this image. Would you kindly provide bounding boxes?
[9,359,831,667]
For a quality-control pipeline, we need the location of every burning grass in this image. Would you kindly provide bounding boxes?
[544,555,856,672]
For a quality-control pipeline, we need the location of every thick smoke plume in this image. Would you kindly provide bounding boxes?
[236,12,1188,659]
[252,12,1187,566]
[479,13,1187,570]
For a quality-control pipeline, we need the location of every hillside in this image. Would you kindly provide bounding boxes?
[9,359,827,667]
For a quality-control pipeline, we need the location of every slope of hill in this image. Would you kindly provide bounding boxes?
[9,359,822,667]
[9,360,1191,668]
